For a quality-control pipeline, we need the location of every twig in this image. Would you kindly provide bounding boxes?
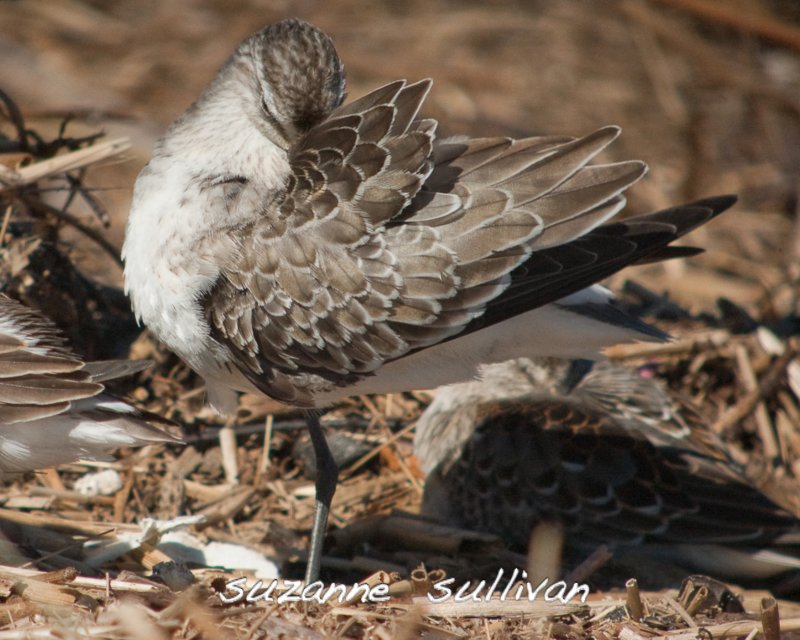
[0,565,165,594]
[256,413,274,482]
[563,545,612,585]
[0,507,129,537]
[605,330,730,360]
[0,205,12,246]
[21,529,115,570]
[0,88,30,152]
[21,197,123,268]
[734,344,780,459]
[626,578,644,622]
[761,597,780,640]
[410,597,586,619]
[344,419,418,477]
[664,595,697,628]
[182,415,398,444]
[652,616,800,639]
[527,521,563,588]
[713,348,797,437]
[25,486,115,506]
[649,0,800,54]
[0,137,131,188]
[219,414,240,485]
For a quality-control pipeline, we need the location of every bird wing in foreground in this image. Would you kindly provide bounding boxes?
[0,294,179,475]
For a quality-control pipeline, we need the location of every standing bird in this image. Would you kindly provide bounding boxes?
[415,359,800,582]
[123,18,735,581]
[0,294,179,476]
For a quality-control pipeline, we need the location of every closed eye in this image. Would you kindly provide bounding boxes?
[260,95,291,150]
[261,96,273,118]
[209,175,248,187]
[206,175,248,203]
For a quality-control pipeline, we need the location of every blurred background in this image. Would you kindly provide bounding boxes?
[3,0,800,316]
[4,0,800,613]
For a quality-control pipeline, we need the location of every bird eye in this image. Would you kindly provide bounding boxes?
[209,175,248,187]
[206,175,248,202]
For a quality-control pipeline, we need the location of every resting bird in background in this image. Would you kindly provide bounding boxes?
[122,18,735,581]
[415,358,800,583]
[0,293,179,476]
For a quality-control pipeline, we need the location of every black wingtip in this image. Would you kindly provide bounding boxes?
[633,193,737,240]
[673,194,737,238]
[634,245,705,265]
[429,193,738,348]
[691,194,738,215]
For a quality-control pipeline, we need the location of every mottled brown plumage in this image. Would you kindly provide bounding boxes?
[126,19,736,412]
[415,359,800,579]
[258,20,345,139]
[192,39,734,407]
[123,18,737,581]
[0,294,179,475]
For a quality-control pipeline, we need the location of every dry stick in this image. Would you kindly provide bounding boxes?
[527,521,563,588]
[619,628,648,640]
[20,529,116,570]
[563,545,612,586]
[625,578,644,622]
[734,344,780,459]
[683,585,710,617]
[243,604,281,640]
[0,507,129,537]
[345,420,418,476]
[605,330,730,360]
[0,88,30,150]
[22,197,123,268]
[649,0,800,54]
[664,595,697,629]
[0,565,162,593]
[653,617,800,640]
[219,414,240,485]
[0,205,11,246]
[256,413,274,481]
[777,391,800,455]
[713,348,797,437]
[377,419,424,494]
[3,138,129,261]
[333,513,497,555]
[761,597,781,640]
[183,415,388,446]
[0,138,131,186]
[38,467,65,492]
[113,471,135,522]
[26,486,115,507]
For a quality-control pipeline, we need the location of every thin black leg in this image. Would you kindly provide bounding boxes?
[304,410,339,584]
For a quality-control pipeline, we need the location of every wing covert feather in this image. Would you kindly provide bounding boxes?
[201,80,731,403]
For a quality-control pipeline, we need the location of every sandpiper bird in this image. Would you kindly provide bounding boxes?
[0,294,179,476]
[122,18,735,581]
[415,359,800,582]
